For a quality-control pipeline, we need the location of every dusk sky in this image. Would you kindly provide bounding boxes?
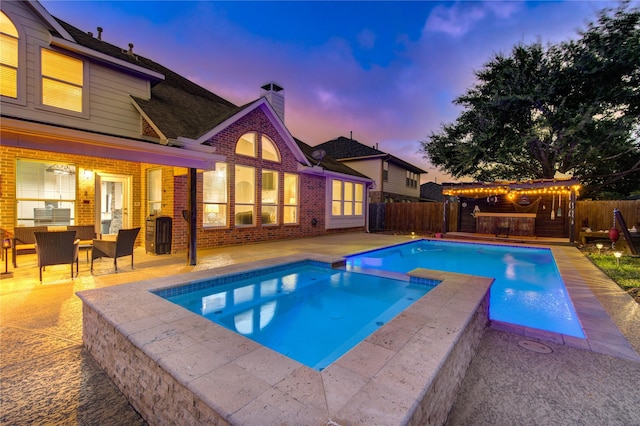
[42,0,619,183]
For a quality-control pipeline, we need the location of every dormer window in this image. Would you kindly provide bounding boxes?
[0,11,19,98]
[41,48,83,112]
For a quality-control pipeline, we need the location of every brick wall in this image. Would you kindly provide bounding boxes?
[169,106,363,252]
[1,106,364,252]
[0,146,143,245]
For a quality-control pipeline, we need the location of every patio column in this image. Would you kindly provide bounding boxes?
[187,168,197,265]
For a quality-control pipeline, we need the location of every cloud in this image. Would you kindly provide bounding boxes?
[357,28,377,49]
[424,1,519,37]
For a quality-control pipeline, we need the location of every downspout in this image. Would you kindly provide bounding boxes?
[365,182,371,233]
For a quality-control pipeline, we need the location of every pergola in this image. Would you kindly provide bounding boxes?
[440,178,581,242]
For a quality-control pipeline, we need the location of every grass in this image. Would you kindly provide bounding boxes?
[586,252,640,290]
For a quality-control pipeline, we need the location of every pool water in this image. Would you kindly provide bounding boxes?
[163,262,432,370]
[346,240,585,338]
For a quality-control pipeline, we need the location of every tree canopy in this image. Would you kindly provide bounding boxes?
[420,2,640,199]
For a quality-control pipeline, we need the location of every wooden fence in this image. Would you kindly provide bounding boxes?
[373,199,639,238]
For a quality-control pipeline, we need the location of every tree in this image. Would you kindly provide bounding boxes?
[421,3,640,198]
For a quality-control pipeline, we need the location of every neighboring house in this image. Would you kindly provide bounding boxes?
[420,182,444,202]
[315,136,427,202]
[0,1,372,255]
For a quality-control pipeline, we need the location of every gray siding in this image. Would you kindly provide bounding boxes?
[1,2,151,139]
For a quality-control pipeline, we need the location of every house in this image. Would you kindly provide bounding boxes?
[314,136,427,203]
[0,0,372,257]
[420,182,444,202]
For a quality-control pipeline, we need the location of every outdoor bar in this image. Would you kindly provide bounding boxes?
[441,178,581,241]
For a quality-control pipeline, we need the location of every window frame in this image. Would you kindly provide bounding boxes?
[235,132,257,158]
[36,46,88,116]
[203,163,229,228]
[235,165,256,227]
[331,179,364,218]
[283,173,298,225]
[0,10,25,105]
[261,169,279,226]
[261,135,281,163]
[147,168,162,216]
[15,159,77,227]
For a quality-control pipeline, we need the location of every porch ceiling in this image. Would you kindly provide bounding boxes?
[1,117,224,170]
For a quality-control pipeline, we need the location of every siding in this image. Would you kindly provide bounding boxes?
[384,161,420,198]
[340,158,382,192]
[1,2,150,139]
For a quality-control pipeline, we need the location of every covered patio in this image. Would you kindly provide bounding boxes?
[442,178,581,242]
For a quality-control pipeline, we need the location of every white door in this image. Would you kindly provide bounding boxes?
[95,173,132,237]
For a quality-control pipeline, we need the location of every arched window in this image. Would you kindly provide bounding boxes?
[0,11,19,98]
[261,135,281,162]
[235,132,257,157]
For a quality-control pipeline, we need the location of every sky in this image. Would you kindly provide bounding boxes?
[41,0,621,183]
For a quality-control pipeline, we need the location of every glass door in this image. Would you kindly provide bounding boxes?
[95,173,131,237]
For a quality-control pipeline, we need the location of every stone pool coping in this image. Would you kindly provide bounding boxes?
[77,253,491,425]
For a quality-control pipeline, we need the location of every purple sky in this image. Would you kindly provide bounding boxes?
[41,0,617,183]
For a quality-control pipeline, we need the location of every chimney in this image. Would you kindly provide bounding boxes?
[97,27,103,40]
[261,82,285,122]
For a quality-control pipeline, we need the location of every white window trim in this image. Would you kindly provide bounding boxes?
[35,45,90,118]
[0,10,27,106]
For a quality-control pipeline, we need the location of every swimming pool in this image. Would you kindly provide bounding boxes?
[158,261,434,370]
[346,240,585,338]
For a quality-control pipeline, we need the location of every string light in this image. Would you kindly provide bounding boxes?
[442,179,580,197]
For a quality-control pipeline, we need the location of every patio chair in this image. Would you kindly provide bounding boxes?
[12,226,48,267]
[91,228,140,273]
[34,231,79,282]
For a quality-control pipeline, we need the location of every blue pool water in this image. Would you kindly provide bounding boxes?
[346,240,584,338]
[160,261,432,370]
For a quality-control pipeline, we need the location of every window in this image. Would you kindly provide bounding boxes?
[235,165,255,226]
[41,48,83,112]
[16,159,76,226]
[235,132,281,162]
[203,163,228,227]
[283,173,298,224]
[235,132,257,157]
[331,179,364,217]
[262,135,280,162]
[383,161,389,181]
[406,170,418,188]
[354,183,364,215]
[147,168,162,216]
[261,170,278,225]
[332,179,342,215]
[0,11,18,98]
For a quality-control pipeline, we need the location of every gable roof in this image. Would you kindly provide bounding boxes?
[295,138,370,180]
[46,16,368,180]
[316,136,427,174]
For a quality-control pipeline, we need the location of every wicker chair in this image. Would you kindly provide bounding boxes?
[91,228,140,273]
[34,231,79,282]
[12,226,48,268]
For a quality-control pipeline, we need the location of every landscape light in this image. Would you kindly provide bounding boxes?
[614,251,622,267]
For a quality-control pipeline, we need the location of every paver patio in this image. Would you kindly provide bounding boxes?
[1,233,639,424]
